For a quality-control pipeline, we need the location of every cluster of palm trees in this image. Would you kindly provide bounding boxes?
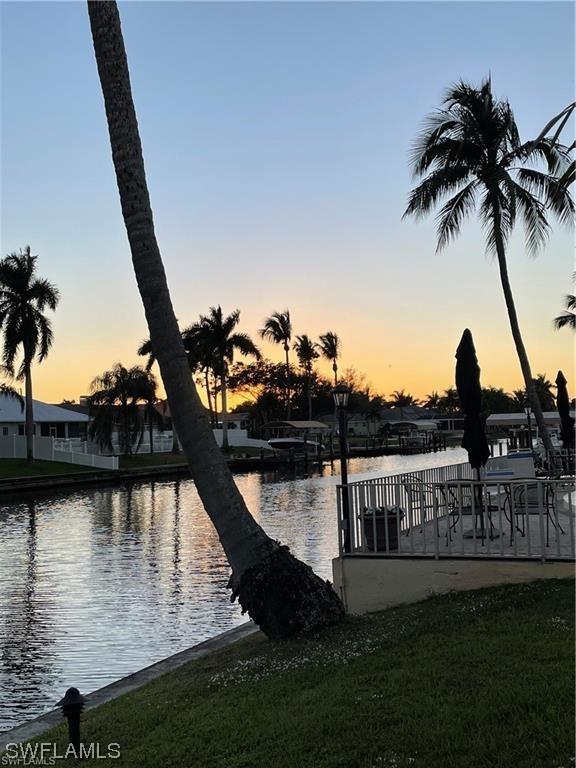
[136,306,342,447]
[260,310,341,420]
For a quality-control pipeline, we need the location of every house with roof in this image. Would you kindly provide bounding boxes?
[0,394,89,439]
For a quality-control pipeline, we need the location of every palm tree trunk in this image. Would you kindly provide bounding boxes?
[24,359,34,463]
[284,345,291,419]
[221,371,229,451]
[333,362,338,386]
[491,196,558,474]
[87,0,342,639]
[204,368,214,425]
[307,372,312,421]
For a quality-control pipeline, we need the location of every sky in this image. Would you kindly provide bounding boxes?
[1,0,574,405]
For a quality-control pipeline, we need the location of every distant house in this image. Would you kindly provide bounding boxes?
[0,395,89,438]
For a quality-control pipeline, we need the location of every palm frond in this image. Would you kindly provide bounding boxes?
[435,180,478,252]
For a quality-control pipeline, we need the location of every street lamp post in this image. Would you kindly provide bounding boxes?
[332,384,351,553]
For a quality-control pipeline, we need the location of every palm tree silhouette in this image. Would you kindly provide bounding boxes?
[404,78,573,473]
[199,307,261,450]
[294,334,319,420]
[0,247,59,461]
[554,294,576,331]
[88,1,343,638]
[424,391,441,409]
[260,310,292,418]
[390,389,420,407]
[89,363,157,455]
[319,331,341,386]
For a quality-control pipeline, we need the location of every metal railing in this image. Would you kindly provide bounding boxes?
[336,473,575,561]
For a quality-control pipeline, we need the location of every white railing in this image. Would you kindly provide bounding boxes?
[0,436,118,470]
[337,472,575,561]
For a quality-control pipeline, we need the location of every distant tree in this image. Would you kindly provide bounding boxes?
[294,334,319,420]
[404,78,573,473]
[319,331,341,386]
[438,388,460,414]
[389,389,421,408]
[423,391,441,409]
[511,389,527,410]
[511,376,557,412]
[480,386,515,418]
[532,374,556,411]
[199,307,261,450]
[0,247,60,462]
[89,363,156,455]
[260,310,292,418]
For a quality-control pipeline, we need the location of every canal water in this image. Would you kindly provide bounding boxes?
[0,448,467,731]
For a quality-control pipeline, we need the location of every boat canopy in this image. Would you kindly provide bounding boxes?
[261,420,330,431]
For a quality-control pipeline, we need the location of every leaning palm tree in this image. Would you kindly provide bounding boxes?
[199,307,261,450]
[319,331,341,386]
[294,334,319,420]
[404,78,574,473]
[260,310,292,418]
[87,1,343,639]
[0,248,59,462]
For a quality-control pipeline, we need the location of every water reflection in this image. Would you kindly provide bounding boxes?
[0,448,467,730]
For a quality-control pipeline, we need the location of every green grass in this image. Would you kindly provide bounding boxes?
[0,459,95,478]
[118,453,188,470]
[25,579,574,768]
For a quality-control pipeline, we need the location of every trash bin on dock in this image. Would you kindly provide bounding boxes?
[363,506,405,552]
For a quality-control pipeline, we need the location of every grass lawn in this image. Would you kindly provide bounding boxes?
[26,579,574,768]
[118,453,188,469]
[0,459,95,479]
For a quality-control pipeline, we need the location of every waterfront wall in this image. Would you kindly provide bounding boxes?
[332,556,574,614]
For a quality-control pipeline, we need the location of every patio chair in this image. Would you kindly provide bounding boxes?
[400,474,446,536]
[506,482,565,547]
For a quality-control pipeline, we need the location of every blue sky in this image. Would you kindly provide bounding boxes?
[1,1,574,401]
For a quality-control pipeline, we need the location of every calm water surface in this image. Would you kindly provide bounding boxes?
[0,448,467,730]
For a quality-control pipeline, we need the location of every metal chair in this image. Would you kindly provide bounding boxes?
[506,481,565,546]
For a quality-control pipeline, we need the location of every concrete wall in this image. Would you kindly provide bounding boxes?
[332,556,575,614]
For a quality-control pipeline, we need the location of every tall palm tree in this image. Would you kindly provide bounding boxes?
[319,331,341,386]
[404,78,574,473]
[0,248,59,462]
[294,334,319,420]
[260,310,292,418]
[87,1,343,638]
[199,307,261,450]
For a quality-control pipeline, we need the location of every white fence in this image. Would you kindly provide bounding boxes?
[337,466,575,561]
[0,436,118,470]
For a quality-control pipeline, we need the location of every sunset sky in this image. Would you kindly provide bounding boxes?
[1,1,574,405]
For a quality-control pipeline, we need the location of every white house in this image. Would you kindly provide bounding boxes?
[0,394,89,439]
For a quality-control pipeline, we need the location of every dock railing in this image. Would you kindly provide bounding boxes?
[336,466,575,561]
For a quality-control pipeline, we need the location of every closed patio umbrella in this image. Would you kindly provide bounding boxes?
[555,370,574,451]
[456,329,491,539]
